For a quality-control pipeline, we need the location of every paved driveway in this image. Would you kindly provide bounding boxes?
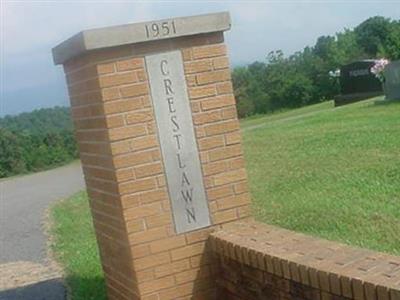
[0,162,85,299]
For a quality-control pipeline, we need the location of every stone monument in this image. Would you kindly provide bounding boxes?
[384,60,400,100]
[335,60,383,106]
[53,12,251,300]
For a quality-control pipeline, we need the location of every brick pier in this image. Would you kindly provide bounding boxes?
[52,11,400,300]
[53,12,251,300]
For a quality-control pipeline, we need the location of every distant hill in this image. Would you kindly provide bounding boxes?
[0,106,73,135]
[0,107,77,178]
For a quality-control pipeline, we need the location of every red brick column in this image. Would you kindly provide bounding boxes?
[54,12,251,300]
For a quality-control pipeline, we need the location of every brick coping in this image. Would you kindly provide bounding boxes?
[210,221,400,299]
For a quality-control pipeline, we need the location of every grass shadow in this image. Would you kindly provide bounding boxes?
[372,98,400,107]
[63,275,106,300]
[0,278,66,300]
[0,276,106,300]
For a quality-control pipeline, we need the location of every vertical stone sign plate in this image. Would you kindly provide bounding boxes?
[146,50,211,234]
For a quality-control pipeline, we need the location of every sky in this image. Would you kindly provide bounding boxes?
[1,1,399,116]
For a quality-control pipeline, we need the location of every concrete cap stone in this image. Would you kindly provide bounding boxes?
[52,11,231,65]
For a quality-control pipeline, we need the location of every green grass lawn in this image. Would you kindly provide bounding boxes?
[51,192,107,300]
[243,97,400,254]
[241,100,334,130]
[51,97,400,299]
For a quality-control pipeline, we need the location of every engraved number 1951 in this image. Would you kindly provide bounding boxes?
[145,20,177,38]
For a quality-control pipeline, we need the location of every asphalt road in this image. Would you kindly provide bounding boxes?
[0,162,84,299]
[0,162,85,263]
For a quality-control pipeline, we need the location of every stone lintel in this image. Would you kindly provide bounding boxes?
[52,11,231,65]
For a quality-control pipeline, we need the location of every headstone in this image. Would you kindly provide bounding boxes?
[384,60,400,100]
[335,60,383,106]
[52,12,252,300]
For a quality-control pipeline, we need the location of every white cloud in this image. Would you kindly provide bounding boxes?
[2,1,157,92]
[3,1,156,56]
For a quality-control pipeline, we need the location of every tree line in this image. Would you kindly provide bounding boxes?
[1,16,398,177]
[233,16,400,117]
[0,107,78,178]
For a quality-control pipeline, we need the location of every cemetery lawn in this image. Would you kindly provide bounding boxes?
[243,97,400,255]
[51,97,399,299]
[50,192,107,300]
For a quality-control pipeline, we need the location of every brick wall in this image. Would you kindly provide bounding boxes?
[210,221,400,300]
[63,32,251,300]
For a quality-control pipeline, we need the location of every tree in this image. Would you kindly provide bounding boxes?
[313,36,337,61]
[232,67,255,118]
[0,107,78,177]
[335,29,367,64]
[378,20,400,60]
[0,129,26,177]
[355,16,392,57]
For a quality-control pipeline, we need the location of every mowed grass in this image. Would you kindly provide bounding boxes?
[242,98,400,254]
[51,97,400,299]
[241,100,333,130]
[50,192,107,300]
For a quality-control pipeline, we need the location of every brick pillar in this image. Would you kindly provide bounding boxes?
[53,12,251,300]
